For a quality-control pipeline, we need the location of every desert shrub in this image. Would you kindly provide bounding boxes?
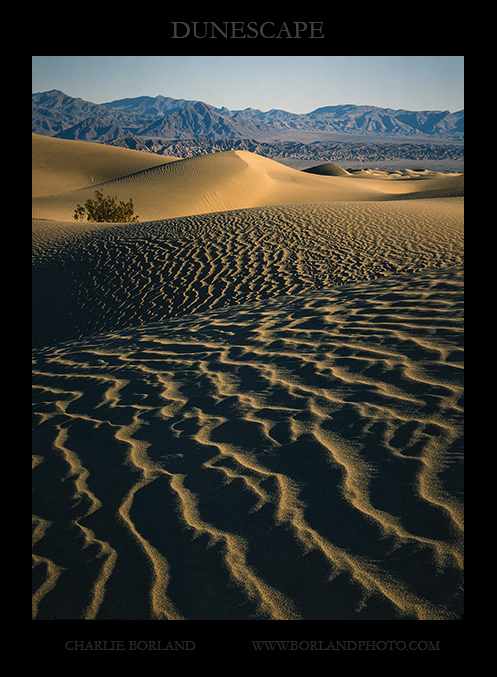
[74,190,139,222]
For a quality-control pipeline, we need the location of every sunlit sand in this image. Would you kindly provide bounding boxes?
[32,135,463,620]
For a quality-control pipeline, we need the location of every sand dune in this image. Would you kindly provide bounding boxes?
[32,135,464,222]
[303,162,352,176]
[32,136,463,620]
[32,133,176,197]
[33,198,463,348]
[32,266,463,620]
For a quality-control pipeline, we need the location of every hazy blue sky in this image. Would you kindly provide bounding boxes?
[32,56,464,113]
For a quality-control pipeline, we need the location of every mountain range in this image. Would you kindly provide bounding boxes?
[32,90,464,143]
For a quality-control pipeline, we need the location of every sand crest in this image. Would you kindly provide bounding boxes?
[32,136,463,620]
[32,133,177,197]
[32,134,464,222]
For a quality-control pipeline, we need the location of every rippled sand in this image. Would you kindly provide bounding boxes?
[32,199,463,348]
[32,137,463,620]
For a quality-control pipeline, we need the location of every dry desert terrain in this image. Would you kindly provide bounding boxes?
[32,133,464,620]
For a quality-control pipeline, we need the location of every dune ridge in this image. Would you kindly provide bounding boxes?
[32,136,463,222]
[32,133,177,198]
[32,136,463,620]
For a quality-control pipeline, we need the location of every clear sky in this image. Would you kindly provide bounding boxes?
[32,56,464,114]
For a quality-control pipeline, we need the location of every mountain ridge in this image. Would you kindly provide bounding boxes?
[32,90,464,143]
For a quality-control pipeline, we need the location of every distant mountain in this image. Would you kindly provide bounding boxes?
[105,136,464,172]
[31,90,137,137]
[32,90,464,142]
[105,95,200,116]
[55,117,132,142]
[238,104,464,139]
[137,101,266,139]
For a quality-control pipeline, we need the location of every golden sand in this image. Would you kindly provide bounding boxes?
[32,135,463,620]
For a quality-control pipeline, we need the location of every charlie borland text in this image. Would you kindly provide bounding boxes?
[65,640,196,650]
[171,22,325,39]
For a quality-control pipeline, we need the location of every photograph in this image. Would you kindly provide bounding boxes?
[32,54,464,641]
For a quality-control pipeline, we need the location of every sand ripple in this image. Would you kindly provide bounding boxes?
[32,198,463,348]
[32,266,463,620]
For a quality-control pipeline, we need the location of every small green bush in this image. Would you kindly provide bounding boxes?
[74,190,139,222]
